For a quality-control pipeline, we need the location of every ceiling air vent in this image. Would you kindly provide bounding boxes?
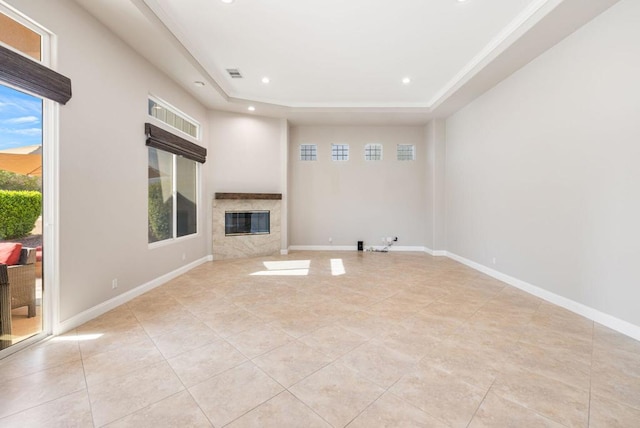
[226,68,243,79]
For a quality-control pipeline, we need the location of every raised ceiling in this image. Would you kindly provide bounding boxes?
[74,0,618,124]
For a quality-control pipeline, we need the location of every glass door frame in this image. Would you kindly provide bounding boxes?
[0,2,59,358]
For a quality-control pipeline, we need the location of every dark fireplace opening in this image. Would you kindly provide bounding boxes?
[225,210,270,236]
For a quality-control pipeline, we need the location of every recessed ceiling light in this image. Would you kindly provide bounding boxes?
[248,106,256,112]
[261,77,270,84]
[221,0,234,4]
[194,81,205,87]
[402,77,411,85]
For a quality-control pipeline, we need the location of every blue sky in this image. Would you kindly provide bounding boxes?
[0,84,42,151]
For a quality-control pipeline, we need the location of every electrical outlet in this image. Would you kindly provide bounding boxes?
[111,278,118,289]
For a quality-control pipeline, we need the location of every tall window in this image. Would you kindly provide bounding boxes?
[148,148,198,243]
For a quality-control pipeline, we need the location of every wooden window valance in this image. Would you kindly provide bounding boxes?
[145,123,207,163]
[0,44,72,104]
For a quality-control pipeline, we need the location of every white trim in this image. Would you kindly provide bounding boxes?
[147,94,201,140]
[280,249,289,255]
[53,256,210,335]
[288,245,427,252]
[446,251,640,342]
[424,248,447,257]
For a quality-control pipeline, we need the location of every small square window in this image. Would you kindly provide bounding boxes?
[365,144,383,161]
[300,144,317,161]
[397,144,415,161]
[332,144,349,161]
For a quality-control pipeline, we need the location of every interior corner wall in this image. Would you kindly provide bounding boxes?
[289,125,427,248]
[425,119,446,252]
[444,0,640,327]
[208,111,283,194]
[6,0,210,323]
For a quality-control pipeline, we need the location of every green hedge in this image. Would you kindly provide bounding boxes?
[0,190,42,239]
[148,182,172,243]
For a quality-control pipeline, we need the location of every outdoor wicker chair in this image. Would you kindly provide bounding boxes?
[4,248,37,318]
[0,247,36,349]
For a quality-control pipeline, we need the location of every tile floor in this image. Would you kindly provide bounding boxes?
[0,251,639,427]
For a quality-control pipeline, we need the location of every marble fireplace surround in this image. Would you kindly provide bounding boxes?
[212,193,282,260]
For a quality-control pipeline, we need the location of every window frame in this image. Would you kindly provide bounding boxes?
[365,143,383,161]
[331,143,349,161]
[148,148,201,248]
[397,144,416,161]
[299,144,317,161]
[148,95,201,141]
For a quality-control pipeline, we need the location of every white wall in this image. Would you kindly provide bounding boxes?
[209,111,284,194]
[425,119,446,252]
[289,125,427,248]
[445,0,640,326]
[7,0,210,322]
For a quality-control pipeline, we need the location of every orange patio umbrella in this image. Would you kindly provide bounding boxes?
[0,145,42,176]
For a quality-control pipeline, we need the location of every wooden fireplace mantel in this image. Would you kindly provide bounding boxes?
[214,192,282,200]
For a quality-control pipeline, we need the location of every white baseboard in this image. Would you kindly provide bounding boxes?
[288,245,427,252]
[54,256,211,335]
[446,251,640,342]
[424,248,447,256]
[280,249,289,255]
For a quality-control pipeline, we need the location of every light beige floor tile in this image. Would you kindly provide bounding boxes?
[348,392,447,428]
[188,361,283,427]
[0,360,87,419]
[88,360,184,427]
[78,323,150,359]
[589,394,640,428]
[505,341,591,391]
[338,340,418,388]
[419,340,499,391]
[82,337,164,387]
[468,392,565,428]
[289,362,385,428]
[151,321,218,358]
[226,391,330,428]
[226,324,294,358]
[299,324,368,359]
[105,391,212,428]
[591,366,640,410]
[0,389,93,428]
[491,368,589,427]
[253,340,332,387]
[167,339,247,387]
[593,324,640,355]
[137,308,204,338]
[389,364,486,428]
[0,336,81,381]
[202,308,265,338]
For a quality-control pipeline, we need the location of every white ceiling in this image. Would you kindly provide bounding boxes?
[74,0,619,124]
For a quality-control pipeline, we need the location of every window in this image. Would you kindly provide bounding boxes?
[365,143,383,161]
[397,144,415,161]
[331,144,349,161]
[148,148,198,243]
[300,144,317,161]
[148,97,200,139]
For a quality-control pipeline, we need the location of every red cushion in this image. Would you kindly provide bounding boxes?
[0,242,23,265]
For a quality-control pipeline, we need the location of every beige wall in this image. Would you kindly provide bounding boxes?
[7,0,210,322]
[445,0,640,326]
[208,111,284,194]
[289,125,427,248]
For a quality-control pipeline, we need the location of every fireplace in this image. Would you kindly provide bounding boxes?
[225,211,270,236]
[213,193,282,260]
